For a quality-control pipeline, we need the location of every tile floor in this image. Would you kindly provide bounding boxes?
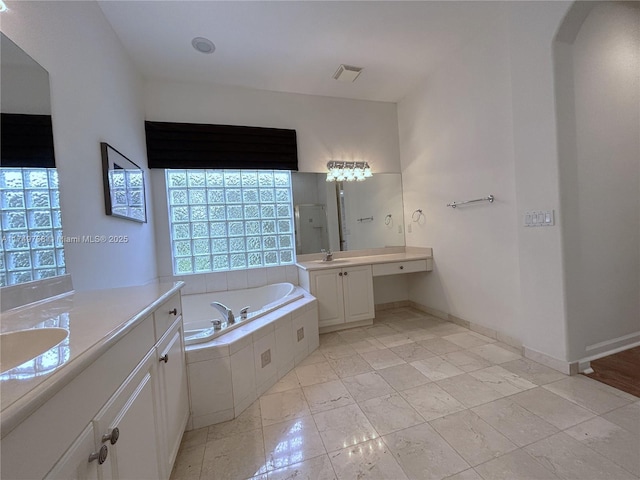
[170,307,640,480]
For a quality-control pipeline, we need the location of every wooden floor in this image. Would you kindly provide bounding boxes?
[584,346,640,398]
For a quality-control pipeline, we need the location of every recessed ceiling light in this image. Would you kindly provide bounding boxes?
[333,64,363,82]
[192,37,216,54]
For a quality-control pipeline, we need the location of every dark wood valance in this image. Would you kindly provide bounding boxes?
[145,121,298,171]
[1,113,55,168]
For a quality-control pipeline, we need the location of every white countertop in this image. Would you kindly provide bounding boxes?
[296,251,433,271]
[0,281,184,434]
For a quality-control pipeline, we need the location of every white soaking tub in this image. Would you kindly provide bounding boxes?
[182,282,303,345]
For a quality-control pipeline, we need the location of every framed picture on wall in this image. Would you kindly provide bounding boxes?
[100,142,147,223]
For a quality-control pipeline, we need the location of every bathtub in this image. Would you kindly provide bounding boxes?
[182,282,303,345]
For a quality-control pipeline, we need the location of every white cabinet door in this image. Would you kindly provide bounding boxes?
[45,424,99,480]
[310,268,344,327]
[93,350,163,480]
[342,265,375,322]
[157,317,190,478]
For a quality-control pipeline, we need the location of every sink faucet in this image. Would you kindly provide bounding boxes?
[210,302,235,325]
[321,249,333,262]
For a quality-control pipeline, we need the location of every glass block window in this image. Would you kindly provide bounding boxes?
[0,168,66,287]
[166,170,295,274]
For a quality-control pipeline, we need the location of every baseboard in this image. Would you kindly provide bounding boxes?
[578,338,640,369]
[375,300,411,312]
[319,318,374,334]
[409,301,523,351]
[523,346,578,375]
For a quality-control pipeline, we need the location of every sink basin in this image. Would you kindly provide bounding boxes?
[311,259,352,265]
[0,328,68,373]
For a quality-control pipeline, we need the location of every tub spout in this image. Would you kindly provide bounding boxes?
[211,302,235,325]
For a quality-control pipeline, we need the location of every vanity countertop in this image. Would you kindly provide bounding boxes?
[296,250,433,271]
[0,281,184,435]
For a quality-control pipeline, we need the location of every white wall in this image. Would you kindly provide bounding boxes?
[399,14,523,341]
[2,1,158,290]
[555,2,640,361]
[144,80,401,173]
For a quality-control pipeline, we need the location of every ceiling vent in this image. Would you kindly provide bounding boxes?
[332,64,363,82]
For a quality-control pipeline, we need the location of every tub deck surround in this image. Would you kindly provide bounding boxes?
[0,281,184,436]
[184,290,318,430]
[295,246,434,271]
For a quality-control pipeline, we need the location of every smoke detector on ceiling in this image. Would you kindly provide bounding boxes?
[333,64,363,82]
[192,37,216,54]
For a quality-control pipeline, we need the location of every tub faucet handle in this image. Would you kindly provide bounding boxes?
[239,306,250,320]
[210,301,235,325]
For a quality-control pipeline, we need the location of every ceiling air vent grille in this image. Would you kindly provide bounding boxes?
[332,64,363,82]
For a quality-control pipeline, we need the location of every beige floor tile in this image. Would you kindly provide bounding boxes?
[336,328,371,343]
[524,432,636,480]
[565,416,640,476]
[179,427,208,450]
[474,449,560,480]
[169,444,205,480]
[468,343,521,364]
[364,324,398,337]
[423,322,470,337]
[392,308,424,320]
[390,342,435,362]
[319,343,357,360]
[436,373,505,408]
[327,354,373,378]
[500,358,566,385]
[602,401,640,436]
[267,455,337,480]
[377,363,431,391]
[295,361,339,387]
[401,382,466,421]
[342,371,395,402]
[543,376,634,414]
[302,379,355,413]
[444,469,484,480]
[263,415,327,471]
[419,337,463,355]
[200,430,267,480]
[348,337,386,354]
[360,348,405,370]
[313,404,379,453]
[319,332,346,347]
[359,393,425,435]
[471,398,559,447]
[411,356,465,381]
[208,399,262,440]
[260,388,311,426]
[430,410,517,467]
[441,350,491,372]
[383,422,470,479]
[469,365,537,396]
[409,329,438,341]
[510,387,595,430]
[443,332,495,349]
[266,370,302,394]
[328,439,409,480]
[296,349,327,367]
[377,332,414,348]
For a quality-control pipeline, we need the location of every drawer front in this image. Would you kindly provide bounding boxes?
[372,260,427,277]
[154,293,182,341]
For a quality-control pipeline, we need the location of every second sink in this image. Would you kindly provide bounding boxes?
[0,327,68,374]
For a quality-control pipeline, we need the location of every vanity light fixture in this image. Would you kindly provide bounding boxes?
[191,37,216,54]
[326,161,372,182]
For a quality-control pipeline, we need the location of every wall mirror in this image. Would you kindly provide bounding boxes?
[101,142,147,223]
[292,172,405,254]
[0,33,67,287]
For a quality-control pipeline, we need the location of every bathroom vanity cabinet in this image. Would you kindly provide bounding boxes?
[305,265,375,329]
[1,286,188,480]
[297,249,433,332]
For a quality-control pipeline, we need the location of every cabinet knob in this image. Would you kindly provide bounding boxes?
[102,427,119,445]
[343,271,348,276]
[169,308,178,316]
[338,272,343,277]
[159,354,169,363]
[399,266,404,270]
[88,445,108,465]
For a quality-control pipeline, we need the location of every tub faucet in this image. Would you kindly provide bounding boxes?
[321,249,333,262]
[211,302,235,325]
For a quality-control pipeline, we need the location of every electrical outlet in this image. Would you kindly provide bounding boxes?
[297,327,304,342]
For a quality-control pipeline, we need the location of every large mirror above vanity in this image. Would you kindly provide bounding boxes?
[291,173,405,254]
